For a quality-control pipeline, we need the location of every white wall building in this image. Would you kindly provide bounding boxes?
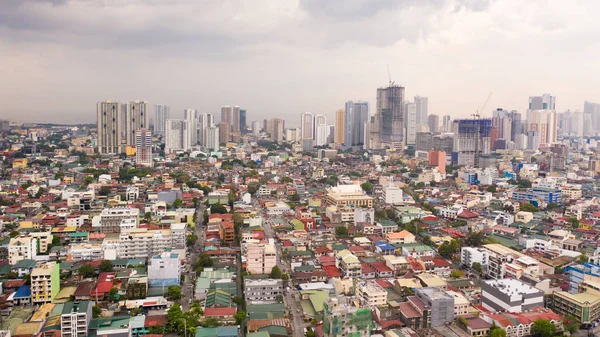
[384,184,403,205]
[148,252,182,287]
[165,119,191,153]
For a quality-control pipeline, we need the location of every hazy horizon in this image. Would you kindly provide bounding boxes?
[2,0,600,126]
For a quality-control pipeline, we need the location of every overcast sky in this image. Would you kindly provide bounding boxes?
[1,0,600,125]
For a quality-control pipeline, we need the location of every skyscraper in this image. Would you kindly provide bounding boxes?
[442,115,451,132]
[135,129,153,167]
[428,114,440,133]
[271,118,285,143]
[314,114,327,139]
[529,94,556,111]
[240,109,247,132]
[315,124,330,146]
[198,113,214,146]
[165,119,190,154]
[301,112,314,140]
[344,101,369,147]
[252,121,261,136]
[404,102,417,145]
[205,126,220,151]
[184,108,198,144]
[219,122,230,144]
[415,96,428,125]
[526,110,557,147]
[377,85,405,149]
[125,101,149,146]
[335,109,345,144]
[584,101,600,135]
[452,119,492,167]
[153,104,170,137]
[97,100,122,154]
[491,109,512,141]
[232,106,241,133]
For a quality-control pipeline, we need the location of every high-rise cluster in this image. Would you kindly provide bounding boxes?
[97,100,149,154]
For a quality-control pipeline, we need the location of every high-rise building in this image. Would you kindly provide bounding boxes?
[442,115,451,132]
[221,106,232,125]
[509,111,522,143]
[153,104,170,137]
[526,110,557,148]
[404,102,417,145]
[344,101,369,147]
[164,119,190,154]
[97,100,122,154]
[452,119,492,167]
[183,108,198,144]
[558,110,584,137]
[301,112,314,140]
[205,126,220,151]
[251,121,261,136]
[428,114,440,133]
[529,94,556,111]
[271,118,285,143]
[61,301,92,337]
[125,101,149,146]
[376,85,405,149]
[240,109,247,132]
[491,109,512,141]
[335,109,345,144]
[219,122,230,144]
[135,129,153,167]
[584,101,600,135]
[315,124,330,146]
[198,113,214,146]
[232,106,241,133]
[31,262,60,304]
[314,114,327,140]
[415,96,428,125]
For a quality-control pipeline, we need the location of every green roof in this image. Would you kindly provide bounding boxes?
[487,234,519,248]
[196,277,211,290]
[196,327,218,337]
[89,316,131,331]
[69,232,89,238]
[300,299,316,317]
[305,290,328,313]
[291,219,305,231]
[246,303,285,314]
[294,265,315,272]
[205,289,232,307]
[332,244,348,251]
[13,259,37,269]
[0,264,12,275]
[395,242,434,251]
[62,301,91,315]
[259,325,287,337]
[378,220,397,227]
[248,331,270,337]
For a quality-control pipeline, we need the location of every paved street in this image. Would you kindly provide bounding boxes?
[182,204,206,311]
[284,290,306,337]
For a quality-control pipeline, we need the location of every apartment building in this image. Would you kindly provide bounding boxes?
[69,243,103,261]
[461,247,490,269]
[61,301,92,337]
[245,242,277,275]
[31,262,60,304]
[323,298,372,337]
[148,252,181,287]
[481,279,544,313]
[117,228,174,259]
[356,280,387,307]
[324,185,374,208]
[8,235,38,265]
[446,290,469,317]
[553,291,600,325]
[29,232,53,254]
[97,207,140,233]
[335,250,362,278]
[244,279,283,304]
[415,287,455,327]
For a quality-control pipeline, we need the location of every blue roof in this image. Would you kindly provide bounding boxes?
[14,285,31,298]
[374,241,395,250]
[217,326,239,337]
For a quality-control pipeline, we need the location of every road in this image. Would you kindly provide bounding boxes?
[285,290,305,337]
[182,204,206,311]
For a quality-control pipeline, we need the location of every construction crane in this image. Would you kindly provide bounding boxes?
[472,92,492,168]
[477,92,492,116]
[387,64,394,86]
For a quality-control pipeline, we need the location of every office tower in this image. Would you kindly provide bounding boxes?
[219,122,230,144]
[232,106,241,132]
[252,121,261,136]
[584,101,600,135]
[529,94,556,111]
[415,96,428,125]
[125,101,149,146]
[442,115,451,132]
[135,129,153,167]
[205,126,220,151]
[452,119,492,167]
[491,109,512,141]
[263,119,268,133]
[377,85,405,149]
[164,119,190,154]
[301,112,314,140]
[153,104,170,137]
[583,112,593,136]
[314,114,327,140]
[271,118,285,143]
[285,128,302,143]
[240,109,247,132]
[335,109,345,144]
[183,108,198,144]
[198,113,214,146]
[315,124,330,146]
[344,101,369,147]
[404,102,417,145]
[559,110,584,137]
[97,100,122,154]
[526,110,557,147]
[428,114,440,133]
[509,111,521,142]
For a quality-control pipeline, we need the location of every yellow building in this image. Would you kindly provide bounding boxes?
[325,185,373,208]
[12,158,28,169]
[125,146,137,156]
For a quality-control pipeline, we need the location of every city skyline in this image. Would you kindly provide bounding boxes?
[3,1,600,123]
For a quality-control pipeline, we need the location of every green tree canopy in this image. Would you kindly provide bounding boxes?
[78,264,95,278]
[270,266,283,279]
[210,203,228,214]
[99,260,114,272]
[531,319,557,337]
[173,198,183,208]
[360,182,373,194]
[335,226,348,237]
[167,285,182,301]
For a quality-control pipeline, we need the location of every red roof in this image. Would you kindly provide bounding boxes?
[323,265,342,278]
[361,263,375,274]
[458,209,479,219]
[204,307,237,317]
[375,280,394,289]
[432,258,451,267]
[369,262,393,273]
[398,302,421,319]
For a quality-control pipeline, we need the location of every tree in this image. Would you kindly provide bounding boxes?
[203,317,220,327]
[107,287,118,302]
[210,203,228,214]
[577,253,588,264]
[489,326,507,337]
[450,270,465,279]
[270,266,283,279]
[289,193,300,202]
[99,260,114,272]
[520,203,539,212]
[247,182,260,195]
[335,226,348,237]
[360,182,373,194]
[465,231,485,247]
[530,319,557,337]
[167,304,184,332]
[167,285,182,301]
[438,240,460,259]
[517,179,532,188]
[99,186,111,196]
[186,232,198,247]
[92,305,102,318]
[173,198,183,209]
[486,184,497,193]
[567,217,579,228]
[195,254,214,274]
[472,262,483,276]
[78,264,95,278]
[545,202,559,211]
[563,314,579,334]
[84,176,94,186]
[234,311,247,325]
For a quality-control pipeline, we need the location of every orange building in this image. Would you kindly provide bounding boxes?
[428,150,446,174]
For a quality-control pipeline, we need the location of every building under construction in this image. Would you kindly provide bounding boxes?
[451,119,492,167]
[323,297,372,337]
